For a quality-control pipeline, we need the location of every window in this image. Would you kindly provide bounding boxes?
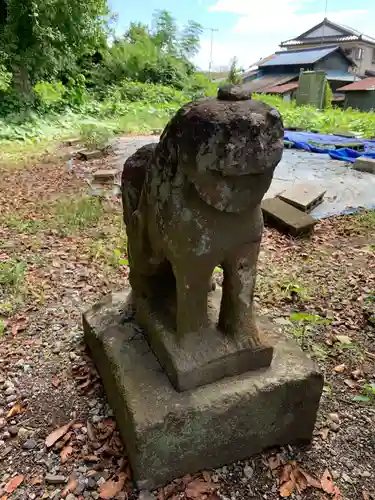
[355,47,364,60]
[372,48,375,64]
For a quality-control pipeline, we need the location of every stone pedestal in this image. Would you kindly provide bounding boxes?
[83,290,323,490]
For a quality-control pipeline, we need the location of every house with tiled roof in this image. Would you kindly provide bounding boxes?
[280,18,375,77]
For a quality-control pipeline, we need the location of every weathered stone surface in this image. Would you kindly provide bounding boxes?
[261,198,317,236]
[278,183,326,212]
[121,91,284,389]
[137,288,273,391]
[353,156,375,174]
[83,289,324,490]
[217,84,252,101]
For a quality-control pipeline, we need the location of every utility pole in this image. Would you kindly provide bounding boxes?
[204,27,219,80]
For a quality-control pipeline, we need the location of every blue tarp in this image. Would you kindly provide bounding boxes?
[284,130,375,163]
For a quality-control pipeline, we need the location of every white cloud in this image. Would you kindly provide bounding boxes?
[194,0,373,69]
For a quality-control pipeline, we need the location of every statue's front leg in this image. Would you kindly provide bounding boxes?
[173,259,213,339]
[218,240,262,349]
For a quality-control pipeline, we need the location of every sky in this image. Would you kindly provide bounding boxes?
[108,0,375,71]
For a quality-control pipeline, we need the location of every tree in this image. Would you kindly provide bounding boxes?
[180,21,203,58]
[228,57,242,85]
[0,0,110,96]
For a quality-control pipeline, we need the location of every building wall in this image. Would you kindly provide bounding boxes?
[285,40,375,75]
[314,52,350,72]
[304,25,343,38]
[344,91,375,111]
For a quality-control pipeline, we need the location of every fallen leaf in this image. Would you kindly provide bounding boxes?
[299,469,322,489]
[45,421,73,448]
[72,423,84,429]
[321,469,335,494]
[268,453,281,470]
[11,319,27,336]
[5,475,24,494]
[333,486,343,500]
[333,364,346,373]
[82,454,100,462]
[29,477,42,486]
[60,444,73,464]
[6,402,25,419]
[279,478,296,497]
[51,375,61,388]
[335,335,352,344]
[99,473,127,499]
[293,468,308,493]
[185,479,215,499]
[363,490,371,500]
[87,420,96,441]
[279,464,293,483]
[0,495,7,500]
[344,379,357,389]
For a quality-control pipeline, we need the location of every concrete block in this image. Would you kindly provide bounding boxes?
[77,149,105,161]
[93,169,120,183]
[83,290,323,490]
[277,183,326,212]
[262,198,317,236]
[353,157,375,175]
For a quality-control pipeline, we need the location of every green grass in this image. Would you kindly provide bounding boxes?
[0,259,27,293]
[1,214,43,233]
[54,196,104,235]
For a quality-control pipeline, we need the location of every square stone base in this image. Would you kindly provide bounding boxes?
[83,290,323,490]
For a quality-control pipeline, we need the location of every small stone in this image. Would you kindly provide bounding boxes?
[0,418,6,429]
[69,352,78,361]
[23,439,37,450]
[8,426,18,437]
[243,465,254,479]
[66,494,76,500]
[52,343,62,354]
[96,477,106,486]
[49,489,61,500]
[4,380,13,389]
[92,493,99,500]
[138,491,156,500]
[18,428,31,440]
[342,472,353,484]
[92,415,101,424]
[4,386,15,396]
[332,470,340,480]
[361,470,371,478]
[45,474,67,485]
[328,413,340,424]
[6,394,17,403]
[329,422,340,432]
[74,478,86,495]
[86,477,97,489]
[2,431,10,440]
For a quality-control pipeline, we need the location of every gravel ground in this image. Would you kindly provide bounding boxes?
[0,139,374,500]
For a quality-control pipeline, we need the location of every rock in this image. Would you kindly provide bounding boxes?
[86,477,97,489]
[74,477,86,495]
[18,428,31,441]
[6,394,17,403]
[66,493,77,500]
[328,422,340,432]
[328,413,340,424]
[45,474,67,485]
[138,491,156,500]
[243,464,254,479]
[8,426,18,437]
[69,352,78,361]
[49,489,61,500]
[217,85,252,101]
[4,386,15,396]
[96,477,106,487]
[2,431,10,440]
[3,380,14,389]
[342,472,353,484]
[23,439,37,450]
[361,470,371,478]
[0,418,6,429]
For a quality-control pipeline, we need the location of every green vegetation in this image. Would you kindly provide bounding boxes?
[54,196,104,235]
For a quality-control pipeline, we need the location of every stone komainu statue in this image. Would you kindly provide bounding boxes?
[121,87,284,351]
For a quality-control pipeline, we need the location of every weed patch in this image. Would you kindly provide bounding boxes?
[54,196,103,235]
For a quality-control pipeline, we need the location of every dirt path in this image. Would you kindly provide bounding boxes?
[0,146,374,500]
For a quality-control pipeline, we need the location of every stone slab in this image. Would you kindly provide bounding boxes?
[261,198,317,236]
[93,169,120,182]
[83,290,323,490]
[136,288,273,392]
[77,149,105,161]
[353,157,375,175]
[277,183,326,212]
